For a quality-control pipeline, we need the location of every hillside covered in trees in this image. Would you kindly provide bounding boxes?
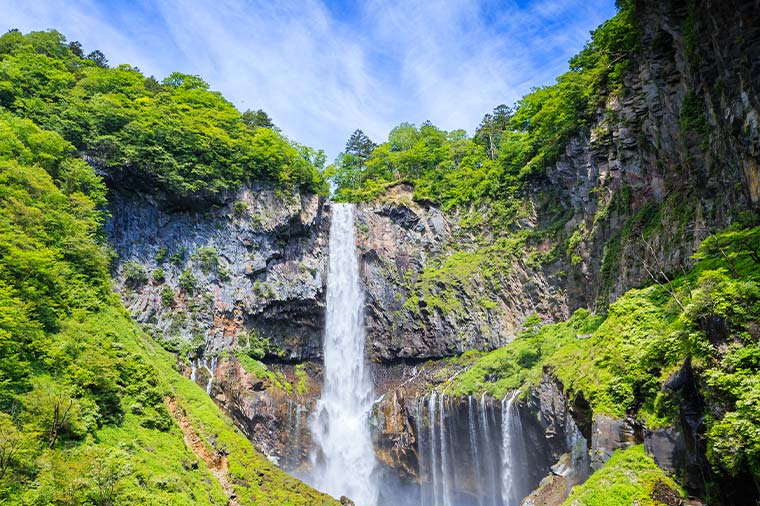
[0,29,335,505]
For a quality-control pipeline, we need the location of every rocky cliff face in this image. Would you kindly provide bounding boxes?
[106,186,330,361]
[353,0,760,363]
[552,0,759,308]
[355,186,568,361]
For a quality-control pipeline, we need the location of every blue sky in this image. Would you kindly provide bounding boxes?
[0,0,617,159]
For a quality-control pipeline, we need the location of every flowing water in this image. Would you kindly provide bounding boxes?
[300,203,588,506]
[416,393,533,506]
[310,203,379,506]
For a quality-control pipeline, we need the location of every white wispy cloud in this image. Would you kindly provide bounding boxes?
[0,0,616,158]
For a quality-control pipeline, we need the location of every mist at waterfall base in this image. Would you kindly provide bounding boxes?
[309,203,380,506]
[300,203,589,506]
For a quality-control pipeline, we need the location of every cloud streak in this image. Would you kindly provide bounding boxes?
[0,0,616,158]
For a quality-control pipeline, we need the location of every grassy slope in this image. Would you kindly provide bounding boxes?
[563,445,684,506]
[0,62,336,504]
[2,305,338,505]
[119,308,338,506]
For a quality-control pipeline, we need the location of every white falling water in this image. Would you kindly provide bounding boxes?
[500,392,520,506]
[310,203,379,506]
[417,392,535,506]
[203,356,217,395]
[467,396,484,506]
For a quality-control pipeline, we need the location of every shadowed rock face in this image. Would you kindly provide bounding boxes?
[106,185,330,361]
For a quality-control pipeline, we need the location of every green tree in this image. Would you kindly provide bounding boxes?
[241,109,275,129]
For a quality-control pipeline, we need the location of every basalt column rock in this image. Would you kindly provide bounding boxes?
[354,186,568,362]
[107,185,330,361]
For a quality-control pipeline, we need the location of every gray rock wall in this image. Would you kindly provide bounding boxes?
[106,185,330,360]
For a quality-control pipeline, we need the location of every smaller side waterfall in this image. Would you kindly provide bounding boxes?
[189,356,217,395]
[415,391,593,506]
[417,393,530,506]
[564,417,591,485]
[500,392,528,506]
[202,356,217,395]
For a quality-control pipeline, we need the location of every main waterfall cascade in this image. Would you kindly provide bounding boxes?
[310,203,380,506]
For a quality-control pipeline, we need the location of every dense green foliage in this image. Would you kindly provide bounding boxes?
[0,29,328,203]
[563,445,684,506]
[446,224,760,485]
[0,33,336,504]
[331,4,637,208]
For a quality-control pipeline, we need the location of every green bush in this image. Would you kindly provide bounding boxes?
[160,285,175,306]
[193,247,218,274]
[152,267,165,283]
[563,445,684,506]
[169,248,185,267]
[178,269,196,293]
[233,201,248,216]
[121,260,148,285]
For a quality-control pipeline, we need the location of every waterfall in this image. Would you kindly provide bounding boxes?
[310,203,379,506]
[500,392,521,506]
[416,393,534,506]
[467,397,484,506]
[565,417,591,485]
[202,356,217,395]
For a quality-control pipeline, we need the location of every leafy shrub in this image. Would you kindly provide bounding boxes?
[121,261,148,286]
[160,286,175,306]
[193,248,218,275]
[169,249,185,267]
[155,247,167,263]
[233,201,248,216]
[178,269,196,293]
[152,268,165,283]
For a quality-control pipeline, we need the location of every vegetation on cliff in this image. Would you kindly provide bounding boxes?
[445,223,760,489]
[330,2,643,331]
[563,445,684,506]
[0,32,336,504]
[0,29,328,204]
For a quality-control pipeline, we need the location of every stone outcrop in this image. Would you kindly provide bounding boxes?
[551,0,759,308]
[208,358,322,470]
[355,186,568,361]
[106,185,330,361]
